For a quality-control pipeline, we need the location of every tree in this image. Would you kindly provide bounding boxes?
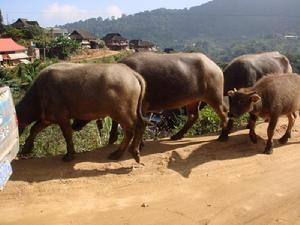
[47,36,80,59]
[0,9,4,34]
[22,26,44,39]
[2,26,24,40]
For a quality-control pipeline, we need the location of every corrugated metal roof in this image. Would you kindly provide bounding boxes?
[0,38,27,52]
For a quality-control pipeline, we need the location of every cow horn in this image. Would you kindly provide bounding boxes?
[234,88,237,92]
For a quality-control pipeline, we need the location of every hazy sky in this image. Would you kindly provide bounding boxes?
[1,0,211,27]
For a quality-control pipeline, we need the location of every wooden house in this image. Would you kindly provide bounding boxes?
[129,39,157,52]
[11,18,40,29]
[69,30,98,49]
[102,33,129,51]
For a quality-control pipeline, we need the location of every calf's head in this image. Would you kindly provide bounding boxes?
[227,89,261,118]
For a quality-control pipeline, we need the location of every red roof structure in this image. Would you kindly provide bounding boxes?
[0,38,27,53]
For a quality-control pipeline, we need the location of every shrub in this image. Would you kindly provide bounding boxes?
[47,36,80,59]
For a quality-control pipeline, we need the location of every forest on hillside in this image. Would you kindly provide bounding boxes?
[61,0,300,49]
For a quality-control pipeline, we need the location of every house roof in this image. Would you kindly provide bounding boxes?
[12,18,40,27]
[103,33,128,42]
[0,38,27,52]
[69,30,97,40]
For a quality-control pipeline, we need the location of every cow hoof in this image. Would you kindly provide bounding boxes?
[132,152,140,163]
[249,134,257,143]
[217,134,229,142]
[278,136,289,144]
[263,148,273,155]
[62,153,75,162]
[108,150,123,160]
[170,134,183,140]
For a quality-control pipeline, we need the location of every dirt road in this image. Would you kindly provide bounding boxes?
[1,119,300,225]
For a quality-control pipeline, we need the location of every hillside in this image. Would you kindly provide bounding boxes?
[61,0,300,48]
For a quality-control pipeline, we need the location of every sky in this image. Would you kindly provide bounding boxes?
[0,0,211,27]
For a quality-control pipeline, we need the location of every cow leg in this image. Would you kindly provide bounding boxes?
[129,123,146,163]
[108,128,134,160]
[209,102,229,142]
[59,120,76,162]
[279,113,296,144]
[248,113,258,143]
[263,116,278,154]
[108,120,119,144]
[171,102,199,140]
[96,118,118,145]
[95,119,103,139]
[21,120,50,155]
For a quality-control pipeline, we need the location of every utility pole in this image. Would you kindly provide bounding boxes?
[6,13,9,25]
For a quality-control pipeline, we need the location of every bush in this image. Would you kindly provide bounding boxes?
[47,36,80,59]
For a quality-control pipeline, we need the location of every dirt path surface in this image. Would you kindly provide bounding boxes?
[69,49,120,62]
[1,118,300,225]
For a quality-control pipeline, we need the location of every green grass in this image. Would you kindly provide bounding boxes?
[19,106,249,158]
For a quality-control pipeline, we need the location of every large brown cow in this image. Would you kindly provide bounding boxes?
[224,51,292,95]
[74,52,292,143]
[17,63,149,162]
[74,52,229,152]
[228,73,300,154]
[223,51,293,137]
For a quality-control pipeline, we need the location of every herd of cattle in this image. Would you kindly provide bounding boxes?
[16,51,299,163]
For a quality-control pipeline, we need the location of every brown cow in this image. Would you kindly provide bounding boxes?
[223,51,293,137]
[228,73,300,154]
[74,52,229,148]
[106,52,229,158]
[16,63,149,162]
[224,51,292,95]
[75,52,292,143]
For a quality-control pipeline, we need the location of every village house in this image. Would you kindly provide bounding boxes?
[102,33,129,51]
[0,38,30,66]
[45,27,68,38]
[11,18,40,29]
[69,30,98,49]
[129,39,157,52]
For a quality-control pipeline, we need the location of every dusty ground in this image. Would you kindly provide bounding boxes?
[69,49,120,62]
[1,118,300,225]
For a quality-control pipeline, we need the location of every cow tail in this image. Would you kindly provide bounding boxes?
[282,56,293,73]
[134,72,152,125]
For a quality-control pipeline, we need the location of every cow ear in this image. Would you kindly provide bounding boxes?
[250,94,261,103]
[227,90,235,97]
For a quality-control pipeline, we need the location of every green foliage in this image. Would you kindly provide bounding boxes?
[47,36,80,59]
[2,25,45,42]
[2,26,25,40]
[1,59,59,100]
[21,26,44,39]
[61,0,300,49]
[19,121,103,158]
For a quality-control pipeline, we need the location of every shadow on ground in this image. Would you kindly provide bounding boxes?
[11,130,275,182]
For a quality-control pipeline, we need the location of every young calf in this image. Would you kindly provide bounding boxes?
[228,73,300,154]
